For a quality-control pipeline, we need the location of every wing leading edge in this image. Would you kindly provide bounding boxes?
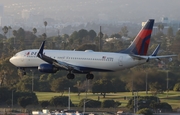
[37,41,81,72]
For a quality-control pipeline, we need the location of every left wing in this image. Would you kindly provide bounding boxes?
[37,41,81,72]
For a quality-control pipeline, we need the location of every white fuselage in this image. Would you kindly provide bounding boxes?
[9,49,146,72]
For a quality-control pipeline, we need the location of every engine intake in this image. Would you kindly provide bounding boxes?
[38,63,58,73]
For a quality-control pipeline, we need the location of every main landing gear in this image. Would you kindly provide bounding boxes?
[66,72,94,79]
[67,73,75,79]
[86,73,94,79]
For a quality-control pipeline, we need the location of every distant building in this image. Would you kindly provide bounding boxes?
[22,9,30,20]
[159,17,180,35]
[142,17,180,35]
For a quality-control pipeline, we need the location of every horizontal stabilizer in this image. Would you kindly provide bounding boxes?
[151,44,160,56]
[129,54,176,62]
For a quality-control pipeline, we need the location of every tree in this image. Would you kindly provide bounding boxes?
[167,27,173,37]
[173,82,180,91]
[44,21,47,33]
[12,30,18,37]
[127,96,160,111]
[88,30,97,41]
[42,33,47,39]
[150,102,172,112]
[92,79,115,98]
[12,30,17,47]
[149,82,163,95]
[14,91,38,105]
[136,108,153,115]
[175,30,180,39]
[101,100,121,108]
[111,78,126,92]
[49,96,73,107]
[120,26,128,37]
[18,96,33,108]
[17,27,25,39]
[0,87,11,103]
[16,76,38,92]
[156,102,172,112]
[8,26,12,38]
[32,28,37,35]
[125,69,146,91]
[39,101,49,108]
[78,29,88,39]
[77,44,98,51]
[38,81,51,92]
[70,31,79,39]
[50,77,74,95]
[78,99,101,108]
[2,26,8,38]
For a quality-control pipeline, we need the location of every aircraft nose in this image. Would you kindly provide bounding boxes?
[9,57,15,65]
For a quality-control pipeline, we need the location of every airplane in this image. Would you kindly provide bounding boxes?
[9,19,176,79]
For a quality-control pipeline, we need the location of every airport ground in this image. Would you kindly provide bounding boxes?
[0,91,180,114]
[36,91,180,111]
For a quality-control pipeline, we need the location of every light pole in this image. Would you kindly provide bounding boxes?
[30,70,34,92]
[68,87,70,110]
[12,90,14,108]
[145,72,148,94]
[86,79,89,99]
[166,70,169,98]
[83,99,90,115]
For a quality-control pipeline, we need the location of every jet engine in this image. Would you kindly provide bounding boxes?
[38,63,58,73]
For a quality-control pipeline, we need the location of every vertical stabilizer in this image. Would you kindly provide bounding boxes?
[120,19,154,55]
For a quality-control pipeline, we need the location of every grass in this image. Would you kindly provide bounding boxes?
[35,91,180,109]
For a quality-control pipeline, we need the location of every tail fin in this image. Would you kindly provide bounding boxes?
[120,19,154,55]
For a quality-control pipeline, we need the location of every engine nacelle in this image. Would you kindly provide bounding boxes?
[38,63,58,73]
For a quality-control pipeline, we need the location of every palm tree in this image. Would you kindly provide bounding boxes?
[12,30,18,49]
[44,21,47,34]
[32,28,37,35]
[2,26,8,38]
[42,33,47,40]
[8,26,12,38]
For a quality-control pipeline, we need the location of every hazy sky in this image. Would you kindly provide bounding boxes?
[1,0,180,22]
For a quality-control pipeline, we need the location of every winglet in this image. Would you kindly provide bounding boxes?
[37,41,45,58]
[151,44,160,56]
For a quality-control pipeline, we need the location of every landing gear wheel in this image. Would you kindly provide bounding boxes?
[86,73,94,79]
[67,73,75,79]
